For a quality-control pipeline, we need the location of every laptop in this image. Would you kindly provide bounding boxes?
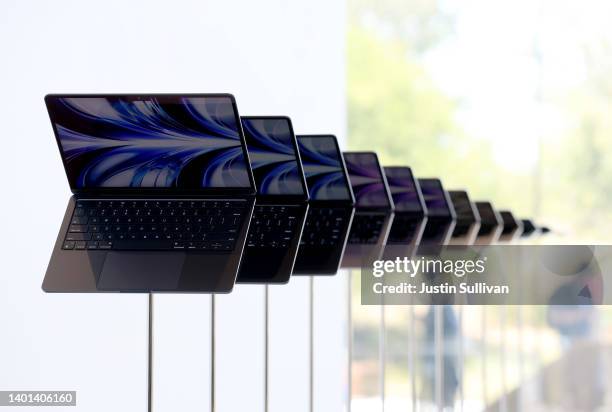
[382,166,427,260]
[341,152,395,268]
[448,190,481,246]
[498,210,523,242]
[293,135,355,275]
[236,116,309,284]
[416,178,456,255]
[520,219,537,238]
[43,94,256,293]
[473,201,503,245]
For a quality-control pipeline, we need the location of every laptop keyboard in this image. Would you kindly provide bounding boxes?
[246,205,301,248]
[348,214,385,244]
[388,214,421,243]
[300,208,349,247]
[62,200,246,251]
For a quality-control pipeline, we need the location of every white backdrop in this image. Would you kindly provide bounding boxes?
[0,1,347,411]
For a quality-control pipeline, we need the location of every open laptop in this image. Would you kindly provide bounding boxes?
[473,201,503,245]
[236,116,309,283]
[293,135,355,275]
[520,219,537,238]
[382,166,427,260]
[448,190,481,246]
[43,94,256,293]
[416,178,456,255]
[498,210,523,242]
[341,152,395,268]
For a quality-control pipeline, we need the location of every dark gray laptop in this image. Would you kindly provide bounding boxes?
[43,94,256,293]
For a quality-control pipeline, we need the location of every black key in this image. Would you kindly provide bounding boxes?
[65,232,91,241]
[112,240,174,250]
[87,241,98,249]
[71,216,88,225]
[210,241,233,251]
[63,241,75,250]
[68,225,88,233]
[99,241,113,250]
[75,241,87,250]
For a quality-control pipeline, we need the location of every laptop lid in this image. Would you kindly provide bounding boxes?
[417,178,455,219]
[241,116,308,202]
[297,135,354,204]
[520,219,536,237]
[499,210,521,235]
[475,201,502,227]
[343,151,394,211]
[448,190,479,224]
[45,94,256,196]
[383,166,426,215]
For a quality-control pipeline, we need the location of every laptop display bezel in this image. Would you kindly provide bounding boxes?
[241,116,309,204]
[343,151,394,211]
[417,178,456,219]
[45,93,256,197]
[296,134,355,206]
[383,166,426,217]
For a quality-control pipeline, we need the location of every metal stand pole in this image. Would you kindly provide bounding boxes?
[500,306,507,412]
[211,296,216,412]
[409,303,417,412]
[148,293,153,412]
[517,305,525,412]
[380,301,386,411]
[434,306,444,412]
[481,308,487,411]
[265,286,269,412]
[309,277,314,412]
[348,271,353,412]
[458,306,464,412]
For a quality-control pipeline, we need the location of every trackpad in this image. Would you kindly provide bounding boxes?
[97,252,185,291]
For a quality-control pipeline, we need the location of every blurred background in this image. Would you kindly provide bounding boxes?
[348,0,612,410]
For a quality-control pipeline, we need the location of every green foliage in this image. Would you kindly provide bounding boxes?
[347,28,533,214]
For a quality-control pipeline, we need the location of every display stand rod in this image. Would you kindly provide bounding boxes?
[458,305,464,412]
[264,286,269,412]
[380,301,386,411]
[148,293,153,412]
[409,303,417,412]
[211,296,216,412]
[434,305,444,412]
[347,272,353,412]
[309,277,314,412]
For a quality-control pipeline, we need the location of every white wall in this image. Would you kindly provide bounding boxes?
[0,1,346,411]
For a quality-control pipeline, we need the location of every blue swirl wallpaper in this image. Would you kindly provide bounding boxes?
[383,167,423,212]
[297,136,352,201]
[343,152,392,208]
[47,96,252,189]
[418,179,452,216]
[241,117,306,196]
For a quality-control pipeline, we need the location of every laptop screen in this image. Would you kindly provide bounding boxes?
[449,191,478,222]
[297,135,352,202]
[241,117,307,198]
[418,179,452,217]
[475,202,499,225]
[343,152,392,209]
[383,167,423,213]
[46,95,253,190]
